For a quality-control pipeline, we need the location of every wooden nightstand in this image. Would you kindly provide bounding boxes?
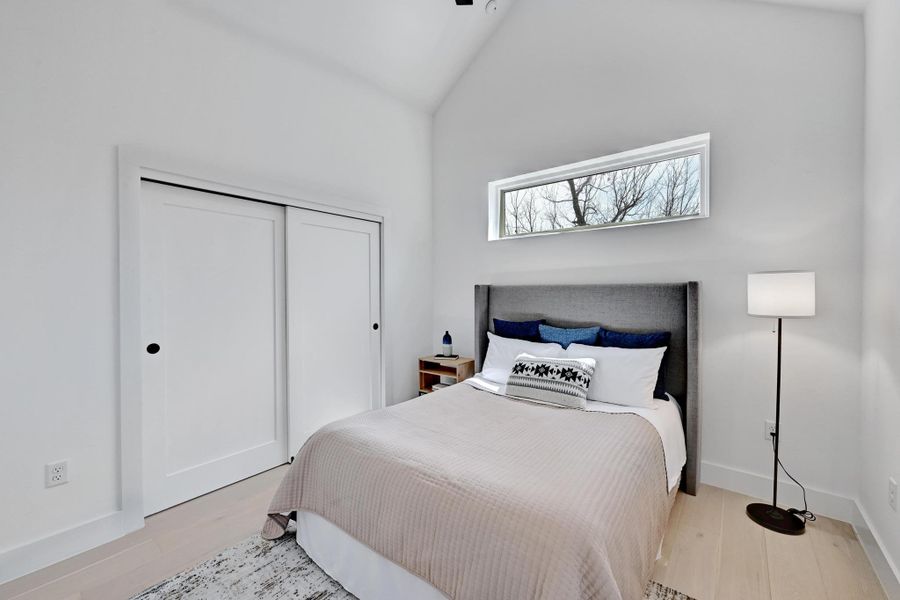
[418,356,475,395]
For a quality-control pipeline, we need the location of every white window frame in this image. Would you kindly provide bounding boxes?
[487,133,710,241]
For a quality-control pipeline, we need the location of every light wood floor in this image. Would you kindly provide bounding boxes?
[0,470,886,600]
[652,484,886,600]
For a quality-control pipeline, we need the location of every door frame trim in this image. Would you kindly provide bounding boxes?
[117,145,388,533]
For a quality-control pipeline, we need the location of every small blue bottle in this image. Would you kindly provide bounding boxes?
[441,331,453,357]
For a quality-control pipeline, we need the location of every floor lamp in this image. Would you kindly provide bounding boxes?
[745,271,816,535]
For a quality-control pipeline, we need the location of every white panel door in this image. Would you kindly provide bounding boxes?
[141,181,287,516]
[286,208,381,456]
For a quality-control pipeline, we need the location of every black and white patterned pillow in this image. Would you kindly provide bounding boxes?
[506,353,596,409]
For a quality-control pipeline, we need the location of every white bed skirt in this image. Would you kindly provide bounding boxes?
[297,503,671,599]
[296,510,449,600]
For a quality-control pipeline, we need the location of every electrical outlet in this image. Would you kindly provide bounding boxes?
[889,477,897,512]
[45,460,68,488]
[764,420,776,442]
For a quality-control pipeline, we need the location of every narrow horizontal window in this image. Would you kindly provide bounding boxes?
[488,134,709,240]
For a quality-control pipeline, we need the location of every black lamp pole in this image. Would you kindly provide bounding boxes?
[746,317,805,535]
[773,317,782,508]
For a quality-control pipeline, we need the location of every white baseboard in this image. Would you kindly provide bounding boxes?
[0,510,138,586]
[702,460,900,599]
[852,502,900,600]
[701,459,857,521]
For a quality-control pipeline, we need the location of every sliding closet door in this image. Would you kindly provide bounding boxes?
[141,181,287,516]
[286,208,381,456]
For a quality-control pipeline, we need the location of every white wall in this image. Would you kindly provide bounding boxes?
[433,0,864,511]
[0,0,432,563]
[860,0,900,583]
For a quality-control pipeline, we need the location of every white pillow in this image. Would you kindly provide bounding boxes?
[565,343,666,409]
[481,332,565,385]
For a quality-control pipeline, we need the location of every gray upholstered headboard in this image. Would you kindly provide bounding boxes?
[474,283,700,495]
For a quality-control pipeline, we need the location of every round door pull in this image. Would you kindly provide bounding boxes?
[372,323,379,331]
[146,343,161,354]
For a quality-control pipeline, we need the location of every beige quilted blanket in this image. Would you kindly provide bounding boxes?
[263,383,674,600]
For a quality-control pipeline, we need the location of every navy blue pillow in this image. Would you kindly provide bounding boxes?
[599,329,671,400]
[538,324,602,349]
[493,318,545,342]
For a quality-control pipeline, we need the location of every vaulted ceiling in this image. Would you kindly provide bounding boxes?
[173,0,864,115]
[172,0,515,112]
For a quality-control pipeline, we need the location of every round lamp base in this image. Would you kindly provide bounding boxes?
[746,502,805,535]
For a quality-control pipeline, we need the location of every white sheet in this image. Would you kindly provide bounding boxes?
[465,374,687,492]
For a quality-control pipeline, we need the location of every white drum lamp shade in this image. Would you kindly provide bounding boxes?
[747,271,816,318]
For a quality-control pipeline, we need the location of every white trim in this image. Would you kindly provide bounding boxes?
[0,512,124,584]
[487,133,711,241]
[118,149,146,537]
[700,459,856,522]
[852,502,900,599]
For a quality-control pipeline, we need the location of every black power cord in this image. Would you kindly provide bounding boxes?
[770,433,817,523]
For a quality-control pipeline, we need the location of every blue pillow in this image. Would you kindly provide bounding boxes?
[493,318,545,342]
[538,324,602,349]
[599,329,671,400]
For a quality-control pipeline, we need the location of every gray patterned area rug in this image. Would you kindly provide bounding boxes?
[132,529,695,600]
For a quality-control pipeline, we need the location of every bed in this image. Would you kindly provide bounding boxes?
[263,283,700,600]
